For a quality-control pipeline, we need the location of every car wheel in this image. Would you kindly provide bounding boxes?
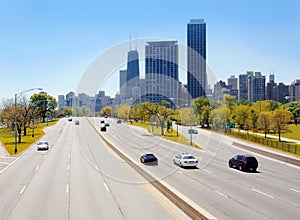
[173,159,176,165]
[229,162,233,168]
[252,168,257,172]
[140,158,143,163]
[238,164,243,171]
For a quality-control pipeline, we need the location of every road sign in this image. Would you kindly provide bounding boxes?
[188,129,198,134]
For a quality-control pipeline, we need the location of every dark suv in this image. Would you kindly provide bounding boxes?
[229,155,258,172]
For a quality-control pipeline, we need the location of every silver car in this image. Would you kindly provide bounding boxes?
[173,153,198,168]
[37,141,49,151]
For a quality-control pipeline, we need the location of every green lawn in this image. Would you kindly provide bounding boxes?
[126,121,202,149]
[0,120,58,155]
[280,124,300,141]
[258,124,300,141]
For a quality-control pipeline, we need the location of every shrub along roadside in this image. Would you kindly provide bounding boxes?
[0,120,58,155]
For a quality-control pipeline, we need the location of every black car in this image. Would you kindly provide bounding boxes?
[140,154,158,164]
[229,155,258,171]
[100,125,106,132]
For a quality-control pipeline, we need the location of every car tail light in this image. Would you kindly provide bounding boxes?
[243,157,247,165]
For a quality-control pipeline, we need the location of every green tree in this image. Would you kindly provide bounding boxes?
[211,106,227,130]
[64,106,73,117]
[0,97,33,143]
[224,95,236,122]
[272,108,293,141]
[284,101,300,125]
[138,101,176,136]
[258,111,272,138]
[100,106,112,117]
[116,104,130,120]
[30,94,57,122]
[247,108,259,131]
[233,105,250,130]
[178,107,198,126]
[199,105,211,127]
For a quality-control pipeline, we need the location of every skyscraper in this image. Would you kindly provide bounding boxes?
[145,41,179,104]
[126,50,140,99]
[290,79,300,101]
[228,75,238,90]
[238,73,249,100]
[187,19,207,99]
[247,71,266,102]
[119,69,127,100]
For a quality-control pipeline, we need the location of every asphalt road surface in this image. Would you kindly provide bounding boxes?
[0,118,189,220]
[94,117,300,220]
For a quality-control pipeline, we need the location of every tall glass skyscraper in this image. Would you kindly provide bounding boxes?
[187,19,207,99]
[126,50,140,99]
[145,41,179,104]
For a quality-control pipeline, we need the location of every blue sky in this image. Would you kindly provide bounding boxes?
[0,0,299,100]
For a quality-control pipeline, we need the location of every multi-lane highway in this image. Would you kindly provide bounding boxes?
[93,117,300,220]
[1,117,300,219]
[0,118,189,220]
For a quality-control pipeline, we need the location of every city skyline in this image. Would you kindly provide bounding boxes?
[0,0,299,100]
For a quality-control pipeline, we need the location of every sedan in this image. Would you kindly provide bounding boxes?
[173,153,198,168]
[140,154,158,164]
[37,141,49,151]
[229,154,258,172]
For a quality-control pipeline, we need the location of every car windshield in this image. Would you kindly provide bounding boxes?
[38,142,48,145]
[183,155,195,159]
[145,154,155,158]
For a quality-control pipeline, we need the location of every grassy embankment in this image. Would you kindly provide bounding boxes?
[226,124,300,156]
[0,120,58,155]
[127,121,202,149]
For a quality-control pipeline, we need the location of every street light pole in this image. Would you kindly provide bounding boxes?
[14,88,43,154]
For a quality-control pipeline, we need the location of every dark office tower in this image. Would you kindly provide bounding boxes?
[145,41,179,104]
[126,50,140,99]
[187,19,207,99]
[238,73,249,100]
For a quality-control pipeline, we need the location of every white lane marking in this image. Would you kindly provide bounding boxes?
[68,154,71,159]
[0,157,20,174]
[103,183,109,192]
[20,185,27,194]
[66,184,69,194]
[203,169,212,174]
[68,164,70,171]
[35,165,40,172]
[252,188,274,198]
[215,190,227,198]
[0,161,9,165]
[94,165,99,171]
[290,188,300,194]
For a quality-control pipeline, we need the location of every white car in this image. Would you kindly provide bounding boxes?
[37,141,49,151]
[173,153,198,168]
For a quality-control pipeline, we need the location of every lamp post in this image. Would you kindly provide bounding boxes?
[14,88,43,154]
[31,103,35,137]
